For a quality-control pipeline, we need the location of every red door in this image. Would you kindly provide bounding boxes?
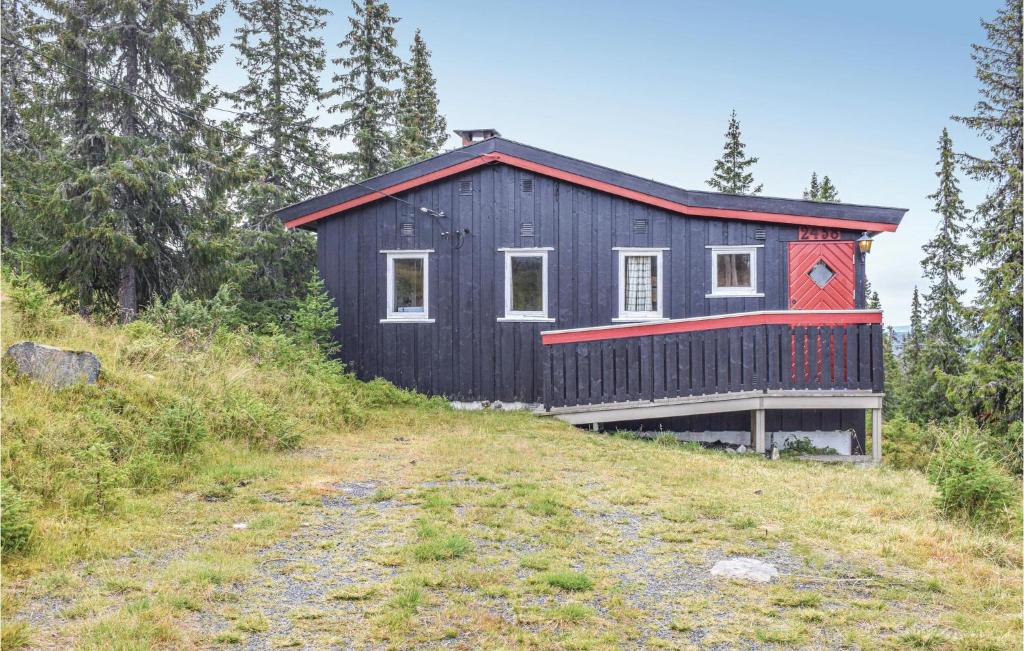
[788,241,856,310]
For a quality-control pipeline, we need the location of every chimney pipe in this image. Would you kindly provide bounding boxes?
[454,129,501,147]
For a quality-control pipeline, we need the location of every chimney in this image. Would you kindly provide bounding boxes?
[454,128,501,147]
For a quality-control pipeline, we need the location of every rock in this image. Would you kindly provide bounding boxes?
[490,400,503,410]
[4,341,100,388]
[232,522,248,530]
[710,557,779,583]
[770,445,781,461]
[737,445,747,453]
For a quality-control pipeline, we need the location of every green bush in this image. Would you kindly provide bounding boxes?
[290,272,340,355]
[1,480,34,554]
[143,285,239,347]
[928,422,1018,529]
[211,391,302,450]
[884,416,935,472]
[149,398,208,458]
[6,271,66,337]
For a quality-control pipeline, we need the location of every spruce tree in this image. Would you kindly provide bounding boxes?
[226,0,335,324]
[921,128,969,376]
[327,0,402,180]
[902,287,930,422]
[803,172,840,202]
[226,0,335,212]
[392,28,447,166]
[952,0,1023,433]
[818,176,839,202]
[802,172,820,200]
[28,0,226,320]
[706,110,762,195]
[905,287,924,370]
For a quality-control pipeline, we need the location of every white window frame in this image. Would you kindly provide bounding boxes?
[614,247,667,322]
[706,245,764,298]
[381,250,434,323]
[498,247,554,322]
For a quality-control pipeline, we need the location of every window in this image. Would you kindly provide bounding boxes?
[499,248,553,321]
[382,251,433,322]
[707,245,763,297]
[615,248,666,321]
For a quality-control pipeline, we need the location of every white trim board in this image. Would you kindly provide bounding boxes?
[384,251,430,321]
[502,248,550,320]
[616,248,665,320]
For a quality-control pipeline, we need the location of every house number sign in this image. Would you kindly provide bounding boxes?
[798,226,842,241]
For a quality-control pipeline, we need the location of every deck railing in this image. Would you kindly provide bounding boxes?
[540,310,884,410]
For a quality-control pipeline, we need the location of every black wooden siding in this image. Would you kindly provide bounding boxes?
[316,163,868,417]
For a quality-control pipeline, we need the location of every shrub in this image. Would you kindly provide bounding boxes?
[6,270,66,337]
[928,422,1017,528]
[884,416,935,472]
[1,480,34,554]
[211,391,302,450]
[143,285,239,348]
[290,272,340,355]
[148,398,208,458]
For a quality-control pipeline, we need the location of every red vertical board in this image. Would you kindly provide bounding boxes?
[788,241,856,310]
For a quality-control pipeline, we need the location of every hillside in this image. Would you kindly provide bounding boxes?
[1,280,1021,650]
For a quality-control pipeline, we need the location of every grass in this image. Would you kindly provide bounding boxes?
[2,276,1022,649]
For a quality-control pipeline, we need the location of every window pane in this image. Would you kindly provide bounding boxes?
[625,255,657,312]
[393,258,424,312]
[716,253,751,288]
[511,256,543,312]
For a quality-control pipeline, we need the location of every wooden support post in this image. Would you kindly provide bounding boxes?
[871,408,882,464]
[590,423,599,432]
[750,408,766,454]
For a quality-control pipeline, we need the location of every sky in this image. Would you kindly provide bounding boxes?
[207,0,1003,325]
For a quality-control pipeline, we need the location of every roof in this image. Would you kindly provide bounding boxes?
[276,137,907,232]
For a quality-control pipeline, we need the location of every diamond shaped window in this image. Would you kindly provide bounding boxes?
[808,260,835,289]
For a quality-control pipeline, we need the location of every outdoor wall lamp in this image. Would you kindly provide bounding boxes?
[857,232,874,255]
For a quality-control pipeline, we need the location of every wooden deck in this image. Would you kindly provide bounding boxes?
[538,311,885,461]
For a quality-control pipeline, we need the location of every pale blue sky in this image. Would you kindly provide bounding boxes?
[208,0,1000,324]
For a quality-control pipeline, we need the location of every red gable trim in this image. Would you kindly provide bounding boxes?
[283,152,899,232]
[540,310,883,345]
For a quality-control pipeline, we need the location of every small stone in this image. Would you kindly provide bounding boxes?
[771,446,781,461]
[490,400,503,410]
[737,445,747,453]
[232,522,247,530]
[710,557,779,583]
[4,341,100,388]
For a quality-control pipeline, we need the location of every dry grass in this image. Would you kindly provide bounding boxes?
[2,282,1021,649]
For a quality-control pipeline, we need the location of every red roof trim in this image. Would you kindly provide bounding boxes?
[283,153,899,232]
[540,310,883,345]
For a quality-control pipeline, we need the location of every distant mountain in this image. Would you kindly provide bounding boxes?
[888,325,910,355]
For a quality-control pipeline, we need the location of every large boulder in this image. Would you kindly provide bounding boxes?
[3,341,101,388]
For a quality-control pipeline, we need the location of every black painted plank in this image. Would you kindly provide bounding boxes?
[806,327,819,389]
[780,327,794,389]
[717,331,730,392]
[664,335,678,397]
[858,325,871,390]
[588,341,603,402]
[642,337,656,401]
[703,332,716,393]
[871,323,884,392]
[845,325,858,387]
[820,327,832,388]
[728,327,742,391]
[793,327,806,389]
[551,345,565,408]
[831,326,844,389]
[614,339,628,402]
[542,345,553,409]
[576,342,590,404]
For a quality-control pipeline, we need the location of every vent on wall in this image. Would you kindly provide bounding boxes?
[399,222,415,237]
[632,218,649,234]
[520,178,533,193]
[754,226,767,240]
[520,222,535,237]
[458,180,473,195]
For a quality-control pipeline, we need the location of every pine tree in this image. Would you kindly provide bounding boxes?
[327,0,402,181]
[803,172,840,202]
[225,0,335,324]
[951,0,1023,433]
[706,110,762,195]
[392,28,447,167]
[921,128,969,376]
